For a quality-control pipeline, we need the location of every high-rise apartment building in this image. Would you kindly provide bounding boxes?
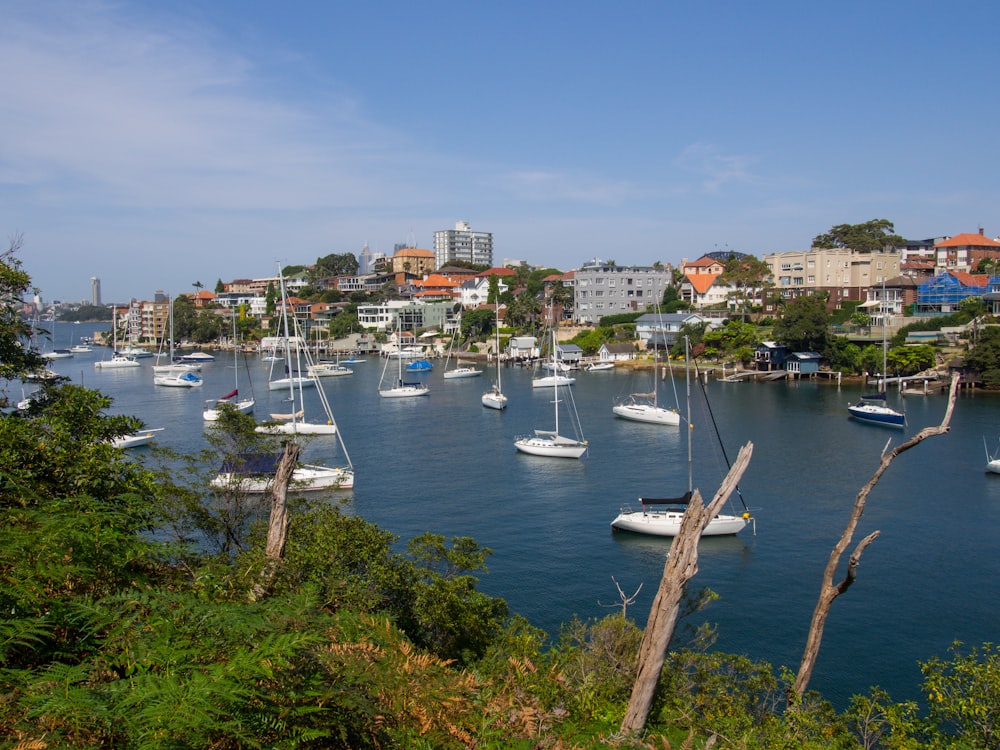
[433,221,493,267]
[91,277,102,306]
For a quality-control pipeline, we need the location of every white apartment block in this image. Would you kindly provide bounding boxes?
[433,221,493,267]
[572,264,672,325]
[763,248,901,309]
[356,300,454,332]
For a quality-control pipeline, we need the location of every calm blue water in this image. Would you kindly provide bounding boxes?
[22,323,1000,708]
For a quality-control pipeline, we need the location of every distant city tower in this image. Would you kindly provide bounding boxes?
[91,277,102,306]
[360,243,373,274]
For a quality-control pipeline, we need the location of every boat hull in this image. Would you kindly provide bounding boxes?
[514,435,587,459]
[210,464,354,492]
[203,398,255,420]
[443,368,482,379]
[154,372,203,387]
[255,422,337,435]
[611,508,749,536]
[848,402,905,428]
[94,356,140,369]
[482,391,507,410]
[612,403,681,425]
[269,377,315,391]
[379,385,430,398]
[532,375,575,388]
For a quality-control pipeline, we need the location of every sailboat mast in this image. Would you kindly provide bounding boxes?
[277,267,299,423]
[685,336,693,494]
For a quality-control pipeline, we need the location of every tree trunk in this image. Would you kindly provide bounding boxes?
[250,441,298,602]
[791,373,960,701]
[620,442,754,735]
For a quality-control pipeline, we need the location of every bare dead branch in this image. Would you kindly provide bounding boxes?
[791,372,959,700]
[250,441,298,602]
[621,442,754,735]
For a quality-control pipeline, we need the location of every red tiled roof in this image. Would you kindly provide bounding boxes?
[686,256,723,269]
[951,271,990,287]
[685,273,719,295]
[936,233,1000,249]
[394,247,435,257]
[414,274,457,288]
[477,267,516,278]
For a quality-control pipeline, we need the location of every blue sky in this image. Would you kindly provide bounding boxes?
[3,1,999,303]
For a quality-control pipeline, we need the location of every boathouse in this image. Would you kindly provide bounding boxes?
[786,352,823,377]
[753,341,789,371]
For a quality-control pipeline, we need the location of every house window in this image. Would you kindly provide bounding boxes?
[609,279,616,287]
[596,278,605,284]
[807,275,815,283]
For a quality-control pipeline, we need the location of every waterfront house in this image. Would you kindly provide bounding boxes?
[555,343,583,368]
[508,336,539,360]
[786,351,822,377]
[597,342,636,362]
[754,341,789,371]
[634,312,711,349]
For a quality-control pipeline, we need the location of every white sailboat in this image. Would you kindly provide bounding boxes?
[94,308,141,369]
[258,276,336,434]
[212,267,354,491]
[203,313,255,420]
[153,295,204,387]
[612,315,680,425]
[482,304,507,410]
[611,338,752,536]
[848,285,905,428]
[111,427,164,449]
[378,320,429,398]
[515,328,587,458]
[985,437,1000,474]
[531,334,575,388]
[442,320,482,379]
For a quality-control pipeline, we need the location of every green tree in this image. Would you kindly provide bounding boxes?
[718,253,772,321]
[850,311,871,331]
[0,235,47,384]
[315,252,359,278]
[265,281,277,316]
[459,307,494,341]
[965,326,1000,386]
[773,295,831,352]
[812,219,905,253]
[960,295,987,319]
[214,278,225,293]
[329,311,359,339]
[922,641,1000,749]
[887,344,935,376]
[702,320,759,363]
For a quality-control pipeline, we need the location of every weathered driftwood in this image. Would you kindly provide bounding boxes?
[250,441,298,602]
[791,372,960,700]
[620,442,754,735]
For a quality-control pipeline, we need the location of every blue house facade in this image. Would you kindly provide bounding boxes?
[753,341,789,371]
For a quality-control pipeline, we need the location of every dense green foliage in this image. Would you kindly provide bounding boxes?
[772,295,830,352]
[812,219,905,252]
[59,304,113,322]
[966,326,1000,386]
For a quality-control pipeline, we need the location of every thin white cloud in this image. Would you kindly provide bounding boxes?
[674,142,758,193]
[500,170,636,206]
[0,2,418,212]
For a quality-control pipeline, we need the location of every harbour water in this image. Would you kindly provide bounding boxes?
[21,322,1000,708]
